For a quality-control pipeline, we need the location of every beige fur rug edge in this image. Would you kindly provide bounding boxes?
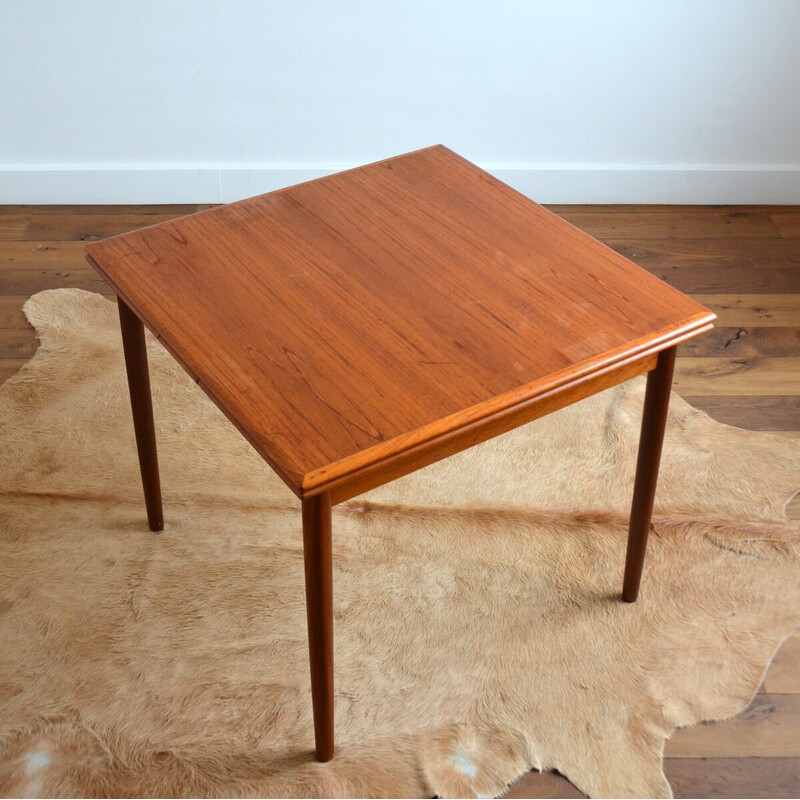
[0,288,798,799]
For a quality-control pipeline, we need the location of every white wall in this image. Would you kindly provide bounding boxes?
[1,0,799,203]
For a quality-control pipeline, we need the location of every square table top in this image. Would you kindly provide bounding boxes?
[86,145,715,499]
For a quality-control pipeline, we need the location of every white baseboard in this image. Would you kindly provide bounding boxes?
[495,166,800,205]
[1,164,799,205]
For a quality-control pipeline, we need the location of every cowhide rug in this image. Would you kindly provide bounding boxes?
[0,288,798,799]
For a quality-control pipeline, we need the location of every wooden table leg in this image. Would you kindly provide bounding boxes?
[622,346,677,602]
[302,492,334,761]
[118,297,164,532]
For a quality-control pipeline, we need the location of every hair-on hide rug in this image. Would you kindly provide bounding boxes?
[0,288,798,799]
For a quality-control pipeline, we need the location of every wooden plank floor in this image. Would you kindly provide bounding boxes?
[1,205,798,798]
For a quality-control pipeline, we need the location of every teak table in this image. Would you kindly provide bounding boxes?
[86,145,715,762]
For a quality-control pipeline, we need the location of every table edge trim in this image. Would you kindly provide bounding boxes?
[301,315,715,499]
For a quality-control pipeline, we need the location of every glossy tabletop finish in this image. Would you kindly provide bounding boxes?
[86,145,715,499]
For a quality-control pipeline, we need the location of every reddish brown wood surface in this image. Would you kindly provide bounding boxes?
[302,492,334,761]
[622,346,677,602]
[86,146,714,499]
[118,297,163,532]
[329,349,660,504]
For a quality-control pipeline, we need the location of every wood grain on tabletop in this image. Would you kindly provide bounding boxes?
[83,146,712,498]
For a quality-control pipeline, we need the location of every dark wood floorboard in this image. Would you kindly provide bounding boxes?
[1,204,798,799]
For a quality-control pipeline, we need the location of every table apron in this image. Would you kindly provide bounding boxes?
[325,350,659,505]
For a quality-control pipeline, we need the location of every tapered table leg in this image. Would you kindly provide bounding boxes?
[622,346,677,602]
[302,492,334,761]
[118,297,163,532]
